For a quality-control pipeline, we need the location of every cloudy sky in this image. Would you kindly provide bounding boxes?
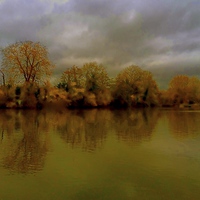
[0,0,199,88]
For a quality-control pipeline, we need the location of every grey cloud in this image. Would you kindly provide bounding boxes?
[65,0,135,17]
[40,10,150,68]
[137,0,200,35]
[0,0,50,45]
[0,0,199,88]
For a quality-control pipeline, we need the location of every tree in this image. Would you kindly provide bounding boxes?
[113,65,159,106]
[82,62,112,106]
[59,62,111,107]
[59,65,83,91]
[82,62,110,93]
[1,41,54,85]
[168,75,200,105]
[186,77,200,104]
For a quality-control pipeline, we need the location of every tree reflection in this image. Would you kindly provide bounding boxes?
[0,110,50,173]
[56,109,112,151]
[56,108,160,149]
[0,110,16,138]
[82,109,111,151]
[56,110,84,149]
[112,108,160,145]
[0,108,161,173]
[167,111,200,139]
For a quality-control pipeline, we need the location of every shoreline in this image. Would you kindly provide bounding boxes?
[1,102,200,110]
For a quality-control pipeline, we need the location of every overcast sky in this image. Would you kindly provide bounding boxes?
[0,0,199,88]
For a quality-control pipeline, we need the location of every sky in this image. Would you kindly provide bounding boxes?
[0,0,200,88]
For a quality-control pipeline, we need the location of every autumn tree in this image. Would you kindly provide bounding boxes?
[187,77,200,104]
[59,65,83,91]
[168,75,189,105]
[82,62,110,93]
[1,41,54,85]
[168,75,200,105]
[82,62,112,106]
[59,62,112,107]
[113,65,159,106]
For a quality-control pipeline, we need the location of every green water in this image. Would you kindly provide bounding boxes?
[0,108,200,200]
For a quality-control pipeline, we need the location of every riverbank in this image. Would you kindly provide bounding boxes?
[1,99,200,110]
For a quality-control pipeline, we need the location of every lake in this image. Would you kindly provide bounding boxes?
[0,108,200,200]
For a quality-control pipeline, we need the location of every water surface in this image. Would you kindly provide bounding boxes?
[0,108,200,200]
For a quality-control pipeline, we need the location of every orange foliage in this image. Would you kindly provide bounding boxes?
[1,40,200,109]
[1,41,54,84]
[113,65,159,106]
[168,75,200,105]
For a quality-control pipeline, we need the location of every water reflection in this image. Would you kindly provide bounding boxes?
[0,110,50,173]
[167,110,200,139]
[56,109,111,151]
[1,109,200,200]
[55,108,161,149]
[112,109,160,145]
[1,108,200,174]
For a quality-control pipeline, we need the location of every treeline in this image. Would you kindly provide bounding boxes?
[0,63,200,109]
[0,41,200,109]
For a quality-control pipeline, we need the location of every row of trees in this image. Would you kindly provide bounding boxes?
[0,41,200,109]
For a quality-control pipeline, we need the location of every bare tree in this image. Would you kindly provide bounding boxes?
[1,41,54,85]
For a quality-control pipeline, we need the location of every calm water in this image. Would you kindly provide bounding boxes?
[0,108,200,200]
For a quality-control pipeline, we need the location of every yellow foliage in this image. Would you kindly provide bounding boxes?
[48,87,68,102]
[82,62,110,92]
[84,92,97,107]
[114,65,158,106]
[168,75,200,105]
[96,89,112,106]
[61,65,83,89]
[0,89,6,105]
[1,41,54,85]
